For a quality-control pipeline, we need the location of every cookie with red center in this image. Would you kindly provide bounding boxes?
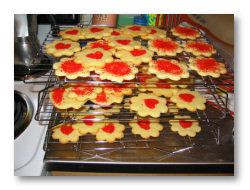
[140,26,167,40]
[52,123,81,144]
[103,83,133,97]
[183,40,217,57]
[58,27,84,41]
[169,115,201,137]
[96,122,125,143]
[72,115,106,135]
[170,89,206,112]
[130,93,168,118]
[148,58,189,81]
[53,57,91,79]
[171,26,201,40]
[49,87,86,109]
[91,90,124,106]
[74,48,113,70]
[188,57,227,78]
[83,40,116,54]
[120,25,148,37]
[45,40,81,57]
[95,59,138,82]
[106,36,141,51]
[115,47,154,66]
[148,38,182,56]
[129,117,163,139]
[81,26,113,39]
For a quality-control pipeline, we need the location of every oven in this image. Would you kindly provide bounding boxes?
[14,14,234,176]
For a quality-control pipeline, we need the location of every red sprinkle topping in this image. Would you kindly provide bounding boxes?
[72,87,94,96]
[153,39,178,51]
[95,91,108,103]
[144,99,159,109]
[86,51,103,59]
[130,49,146,56]
[155,59,183,75]
[137,120,151,130]
[65,30,78,35]
[90,27,104,33]
[60,125,74,135]
[55,43,71,50]
[187,41,212,52]
[150,29,157,34]
[179,120,192,128]
[52,88,65,104]
[116,40,131,45]
[102,123,115,133]
[179,93,195,102]
[175,26,199,36]
[104,61,131,76]
[111,31,121,36]
[128,26,141,31]
[195,58,221,73]
[61,60,82,74]
[156,81,171,88]
[90,41,112,51]
[82,116,96,126]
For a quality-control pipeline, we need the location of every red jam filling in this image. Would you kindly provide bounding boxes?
[116,40,131,45]
[179,93,195,102]
[179,120,192,128]
[72,87,94,96]
[128,26,141,31]
[65,30,78,35]
[155,60,183,75]
[130,49,146,56]
[86,51,103,59]
[175,26,199,36]
[102,123,115,133]
[187,41,212,52]
[52,88,65,104]
[104,61,131,76]
[153,39,178,51]
[90,41,112,50]
[90,27,104,33]
[150,29,157,34]
[195,58,221,73]
[111,31,121,36]
[55,43,71,50]
[82,116,96,126]
[95,91,108,103]
[156,81,171,88]
[137,120,151,130]
[60,125,74,135]
[61,60,82,74]
[144,99,159,109]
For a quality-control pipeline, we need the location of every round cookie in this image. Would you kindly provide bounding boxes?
[171,26,201,40]
[58,27,84,41]
[81,26,113,39]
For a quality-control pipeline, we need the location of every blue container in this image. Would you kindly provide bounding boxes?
[133,16,147,26]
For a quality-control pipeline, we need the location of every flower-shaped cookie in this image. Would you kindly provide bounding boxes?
[115,47,154,66]
[148,58,189,81]
[171,26,201,40]
[182,40,216,57]
[188,57,227,78]
[83,40,116,54]
[95,59,138,82]
[72,115,106,135]
[107,36,141,51]
[53,57,91,79]
[52,123,81,144]
[49,87,86,109]
[140,26,167,40]
[58,27,84,41]
[91,90,124,106]
[74,48,113,69]
[96,122,125,143]
[130,93,168,118]
[81,26,113,39]
[170,89,206,112]
[129,118,163,139]
[45,40,81,57]
[169,115,201,137]
[148,38,182,56]
[120,25,148,37]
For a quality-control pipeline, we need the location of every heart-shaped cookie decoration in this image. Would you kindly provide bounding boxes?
[178,93,195,103]
[86,51,103,59]
[179,120,192,128]
[60,125,74,135]
[128,26,141,31]
[116,40,131,45]
[65,30,79,35]
[55,43,71,50]
[130,49,146,56]
[144,99,159,109]
[90,27,104,33]
[137,120,150,130]
[102,123,115,134]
